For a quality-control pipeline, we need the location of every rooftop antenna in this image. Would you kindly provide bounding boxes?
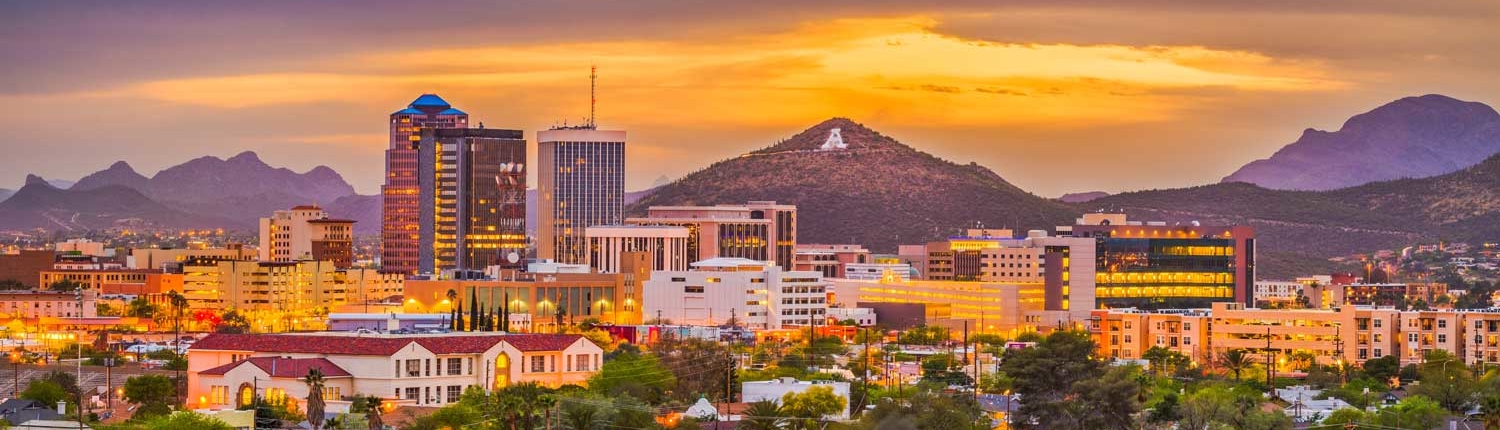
[589,65,598,129]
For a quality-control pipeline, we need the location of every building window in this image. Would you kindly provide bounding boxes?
[1439,334,1448,343]
[407,360,422,377]
[685,286,704,293]
[448,358,463,375]
[447,385,462,403]
[1374,319,1382,328]
[531,356,546,372]
[1374,348,1383,358]
[1439,320,1448,329]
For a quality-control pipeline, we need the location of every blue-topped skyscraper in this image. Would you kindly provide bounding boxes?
[382,94,468,274]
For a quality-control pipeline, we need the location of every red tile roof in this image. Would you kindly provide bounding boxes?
[502,334,585,352]
[199,357,351,378]
[191,333,586,356]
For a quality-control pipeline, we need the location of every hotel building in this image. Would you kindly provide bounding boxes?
[643,257,827,329]
[626,201,798,270]
[417,128,528,272]
[383,94,469,274]
[187,332,602,412]
[537,127,627,265]
[259,205,355,268]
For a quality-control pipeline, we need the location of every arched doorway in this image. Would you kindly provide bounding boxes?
[493,353,511,390]
[237,383,255,408]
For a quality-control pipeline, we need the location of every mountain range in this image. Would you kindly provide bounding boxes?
[0,152,375,233]
[4,94,1500,279]
[1222,94,1500,190]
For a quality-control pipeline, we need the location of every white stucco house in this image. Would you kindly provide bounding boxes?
[186,332,603,413]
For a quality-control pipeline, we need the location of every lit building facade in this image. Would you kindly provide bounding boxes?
[383,94,469,274]
[40,269,155,291]
[643,257,827,329]
[403,255,650,330]
[179,259,403,330]
[835,278,1060,335]
[537,128,626,264]
[417,128,528,273]
[1060,214,1256,307]
[894,229,1097,323]
[0,290,97,319]
[627,201,798,270]
[792,244,869,279]
[585,225,690,273]
[259,205,355,268]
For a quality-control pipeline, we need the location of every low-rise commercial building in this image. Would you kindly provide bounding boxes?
[0,290,97,319]
[404,256,650,331]
[187,332,602,412]
[584,225,690,273]
[259,205,356,268]
[643,257,827,329]
[792,244,870,279]
[627,201,797,270]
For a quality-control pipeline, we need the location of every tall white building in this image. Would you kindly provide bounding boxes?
[643,257,827,329]
[585,225,690,273]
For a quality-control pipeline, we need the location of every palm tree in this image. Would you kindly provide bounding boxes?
[562,401,602,430]
[741,400,784,430]
[1481,395,1500,430]
[304,368,327,429]
[364,395,385,430]
[1221,349,1251,381]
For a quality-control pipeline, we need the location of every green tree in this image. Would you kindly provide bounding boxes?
[217,309,252,333]
[305,368,327,430]
[781,385,847,430]
[608,397,659,430]
[1220,349,1251,381]
[139,412,235,430]
[41,370,81,403]
[123,374,177,420]
[586,350,674,404]
[1320,407,1366,426]
[1481,395,1500,430]
[20,380,69,406]
[999,330,1139,430]
[1141,346,1190,376]
[1371,395,1446,429]
[1362,355,1401,382]
[1411,349,1477,412]
[896,326,949,346]
[49,279,83,292]
[562,400,606,430]
[96,302,120,316]
[126,297,157,319]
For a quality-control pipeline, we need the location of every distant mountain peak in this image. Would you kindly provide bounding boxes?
[23,174,50,187]
[631,117,1077,252]
[227,150,266,165]
[106,160,136,171]
[751,117,908,154]
[1223,94,1500,190]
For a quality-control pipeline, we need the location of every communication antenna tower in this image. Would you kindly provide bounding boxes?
[589,65,597,129]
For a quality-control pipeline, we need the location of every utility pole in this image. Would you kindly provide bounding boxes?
[1265,327,1275,393]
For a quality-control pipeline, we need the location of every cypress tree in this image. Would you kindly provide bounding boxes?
[468,290,478,331]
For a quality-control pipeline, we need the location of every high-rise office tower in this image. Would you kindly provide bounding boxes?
[417,128,528,273]
[537,127,626,264]
[382,94,468,274]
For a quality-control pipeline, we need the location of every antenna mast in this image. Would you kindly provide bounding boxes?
[589,65,597,129]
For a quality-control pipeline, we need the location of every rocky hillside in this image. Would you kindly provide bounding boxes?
[0,175,225,231]
[629,118,1080,252]
[1223,94,1500,190]
[1092,152,1500,277]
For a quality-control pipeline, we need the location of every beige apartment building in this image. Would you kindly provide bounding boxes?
[1089,303,1495,372]
[181,259,403,331]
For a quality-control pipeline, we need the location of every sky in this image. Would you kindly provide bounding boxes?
[3,0,1499,197]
